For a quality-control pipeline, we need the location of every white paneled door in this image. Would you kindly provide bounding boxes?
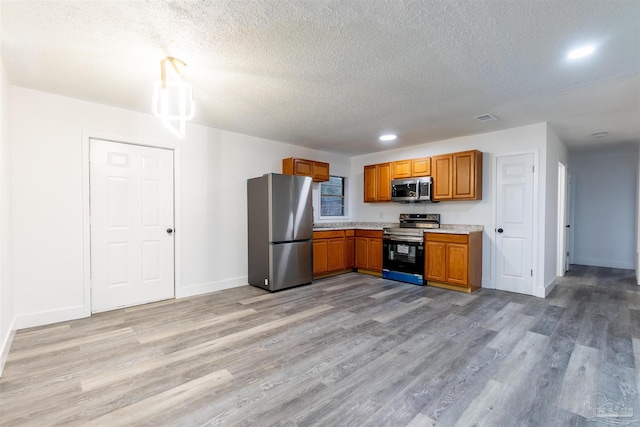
[495,153,534,295]
[90,139,175,313]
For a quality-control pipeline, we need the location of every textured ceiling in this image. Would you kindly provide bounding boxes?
[2,0,639,155]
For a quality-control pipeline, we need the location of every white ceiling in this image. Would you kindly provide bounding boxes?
[2,0,639,155]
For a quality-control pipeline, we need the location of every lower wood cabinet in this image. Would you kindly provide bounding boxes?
[425,231,482,292]
[355,230,383,274]
[313,228,382,278]
[345,230,355,269]
[313,230,345,276]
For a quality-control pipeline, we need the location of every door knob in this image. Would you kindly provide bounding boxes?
[166,228,174,234]
[497,228,504,233]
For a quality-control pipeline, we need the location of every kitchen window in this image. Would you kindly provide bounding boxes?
[320,176,346,217]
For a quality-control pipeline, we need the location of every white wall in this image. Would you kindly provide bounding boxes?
[10,86,349,328]
[571,145,639,269]
[0,53,15,375]
[544,126,569,289]
[638,148,640,284]
[349,122,550,294]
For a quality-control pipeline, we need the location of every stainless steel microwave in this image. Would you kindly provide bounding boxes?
[391,177,432,202]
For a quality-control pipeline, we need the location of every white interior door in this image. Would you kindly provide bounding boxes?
[495,153,534,295]
[90,139,175,313]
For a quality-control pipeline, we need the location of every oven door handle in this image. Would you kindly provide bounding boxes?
[383,235,424,243]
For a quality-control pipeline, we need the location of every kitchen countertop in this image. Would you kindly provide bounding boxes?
[426,224,484,234]
[313,222,483,234]
[313,222,398,231]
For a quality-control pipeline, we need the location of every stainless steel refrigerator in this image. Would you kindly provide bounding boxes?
[247,173,313,291]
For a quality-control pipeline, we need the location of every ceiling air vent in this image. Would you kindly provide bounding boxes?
[475,113,498,123]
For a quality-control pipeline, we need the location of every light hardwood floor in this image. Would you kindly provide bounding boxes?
[1,265,639,426]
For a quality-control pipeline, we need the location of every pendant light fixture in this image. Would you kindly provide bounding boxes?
[152,57,195,138]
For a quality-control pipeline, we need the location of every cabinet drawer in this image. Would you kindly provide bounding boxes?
[313,230,345,239]
[355,229,383,238]
[425,233,468,244]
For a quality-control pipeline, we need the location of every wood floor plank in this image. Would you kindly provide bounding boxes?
[492,331,550,387]
[83,369,233,426]
[80,304,333,392]
[556,343,602,418]
[453,379,516,427]
[6,327,134,362]
[482,301,525,331]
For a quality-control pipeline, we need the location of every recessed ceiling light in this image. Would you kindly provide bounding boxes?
[591,131,609,138]
[568,45,596,59]
[379,134,397,142]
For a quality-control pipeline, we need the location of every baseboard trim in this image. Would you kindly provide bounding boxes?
[533,277,557,298]
[572,258,635,270]
[178,276,248,298]
[15,305,90,330]
[0,317,16,377]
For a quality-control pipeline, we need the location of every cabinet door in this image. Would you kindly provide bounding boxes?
[345,236,355,269]
[392,160,412,179]
[313,240,328,275]
[376,163,391,202]
[412,157,431,177]
[446,243,469,286]
[313,161,330,182]
[425,241,446,281]
[355,237,369,268]
[453,151,474,199]
[327,238,345,271]
[452,150,482,200]
[293,158,314,177]
[432,155,453,200]
[364,165,377,202]
[368,238,383,272]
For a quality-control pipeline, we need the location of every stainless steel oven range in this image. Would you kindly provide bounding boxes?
[382,213,440,285]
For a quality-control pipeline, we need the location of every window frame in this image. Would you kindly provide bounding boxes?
[317,175,349,221]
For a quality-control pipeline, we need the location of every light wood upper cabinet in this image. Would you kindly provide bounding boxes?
[432,150,482,201]
[364,163,391,202]
[411,157,431,177]
[364,165,377,202]
[282,157,330,182]
[312,161,330,182]
[392,160,412,179]
[453,150,482,200]
[432,154,453,200]
[392,157,431,179]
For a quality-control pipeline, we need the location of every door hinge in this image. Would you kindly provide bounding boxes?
[566,251,569,257]
[532,165,535,173]
[531,269,533,276]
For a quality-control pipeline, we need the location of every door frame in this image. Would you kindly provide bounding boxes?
[81,132,182,317]
[491,150,539,294]
[557,162,569,276]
